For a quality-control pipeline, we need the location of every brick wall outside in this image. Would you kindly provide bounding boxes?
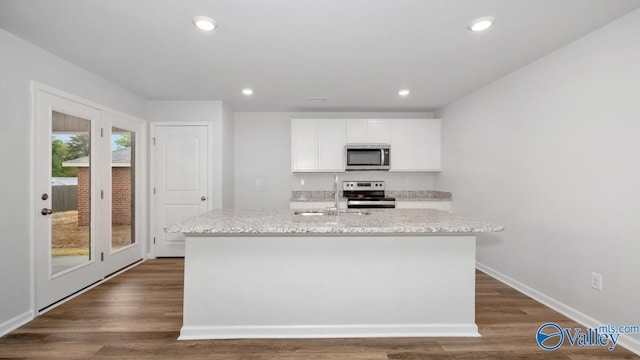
[77,167,131,226]
[111,167,132,225]
[77,168,90,226]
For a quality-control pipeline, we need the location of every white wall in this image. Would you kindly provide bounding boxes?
[221,103,235,209]
[436,10,640,349]
[0,29,147,333]
[234,112,437,209]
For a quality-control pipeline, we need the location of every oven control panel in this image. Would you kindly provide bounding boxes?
[342,181,386,191]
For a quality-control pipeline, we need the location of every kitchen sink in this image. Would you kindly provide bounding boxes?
[341,210,371,215]
[294,210,329,216]
[293,210,371,216]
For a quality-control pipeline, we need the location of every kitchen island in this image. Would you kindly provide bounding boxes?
[166,209,503,340]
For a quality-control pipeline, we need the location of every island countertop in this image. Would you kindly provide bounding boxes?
[166,208,504,235]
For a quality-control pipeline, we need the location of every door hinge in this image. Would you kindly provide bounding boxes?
[153,237,156,244]
[100,128,104,137]
[153,188,156,195]
[152,137,156,145]
[101,190,104,199]
[101,252,104,262]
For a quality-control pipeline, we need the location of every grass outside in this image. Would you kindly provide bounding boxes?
[52,210,133,256]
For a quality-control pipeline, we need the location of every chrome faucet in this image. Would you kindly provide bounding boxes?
[327,175,340,216]
[334,175,340,217]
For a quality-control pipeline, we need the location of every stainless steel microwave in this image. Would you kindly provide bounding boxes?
[345,144,390,171]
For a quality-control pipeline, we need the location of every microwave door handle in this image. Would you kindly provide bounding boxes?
[381,149,385,166]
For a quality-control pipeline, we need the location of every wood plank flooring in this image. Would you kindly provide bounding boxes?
[0,258,637,359]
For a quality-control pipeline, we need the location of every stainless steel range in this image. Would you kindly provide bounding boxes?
[343,181,396,208]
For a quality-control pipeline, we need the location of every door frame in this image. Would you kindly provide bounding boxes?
[30,82,148,315]
[149,122,213,258]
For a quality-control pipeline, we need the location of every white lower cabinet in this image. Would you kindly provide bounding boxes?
[390,119,442,172]
[291,119,345,172]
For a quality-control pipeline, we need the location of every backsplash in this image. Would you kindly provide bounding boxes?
[290,190,452,202]
[387,191,452,200]
[290,191,335,201]
[293,172,438,191]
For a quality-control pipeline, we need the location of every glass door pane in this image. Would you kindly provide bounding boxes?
[111,127,135,251]
[51,111,91,275]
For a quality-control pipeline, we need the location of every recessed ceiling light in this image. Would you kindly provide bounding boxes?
[242,88,253,95]
[398,89,410,96]
[193,16,217,31]
[468,16,495,32]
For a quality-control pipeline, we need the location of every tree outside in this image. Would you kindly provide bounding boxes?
[52,134,90,177]
[114,134,131,149]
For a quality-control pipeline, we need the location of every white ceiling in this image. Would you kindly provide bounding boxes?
[1,0,639,112]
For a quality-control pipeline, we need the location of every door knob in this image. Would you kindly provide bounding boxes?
[41,208,53,216]
[201,196,207,201]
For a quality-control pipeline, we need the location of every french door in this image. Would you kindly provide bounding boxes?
[35,87,144,311]
[102,111,145,275]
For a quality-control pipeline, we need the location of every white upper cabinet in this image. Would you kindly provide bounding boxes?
[292,118,440,173]
[318,120,346,171]
[346,119,389,144]
[291,119,318,171]
[291,119,345,172]
[389,119,442,172]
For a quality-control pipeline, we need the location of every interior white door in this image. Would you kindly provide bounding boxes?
[35,90,103,310]
[153,125,209,257]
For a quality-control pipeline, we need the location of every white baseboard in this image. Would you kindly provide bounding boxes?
[0,311,33,337]
[476,262,640,356]
[179,324,480,340]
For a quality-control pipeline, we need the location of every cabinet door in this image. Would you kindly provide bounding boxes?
[390,119,442,171]
[318,120,345,171]
[346,120,367,143]
[420,119,442,171]
[367,119,390,143]
[291,119,318,171]
[389,119,417,171]
[346,119,389,144]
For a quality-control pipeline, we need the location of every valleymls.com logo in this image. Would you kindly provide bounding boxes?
[536,323,564,351]
[536,322,640,351]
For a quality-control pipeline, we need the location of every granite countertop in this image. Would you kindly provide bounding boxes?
[166,208,503,235]
[290,190,452,202]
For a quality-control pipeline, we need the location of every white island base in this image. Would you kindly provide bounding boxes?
[179,234,479,340]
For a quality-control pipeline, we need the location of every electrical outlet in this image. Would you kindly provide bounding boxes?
[300,179,305,186]
[255,178,262,186]
[591,272,603,291]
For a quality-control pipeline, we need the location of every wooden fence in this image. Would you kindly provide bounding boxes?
[52,185,78,212]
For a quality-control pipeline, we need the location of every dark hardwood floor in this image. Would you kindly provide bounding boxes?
[0,258,637,359]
